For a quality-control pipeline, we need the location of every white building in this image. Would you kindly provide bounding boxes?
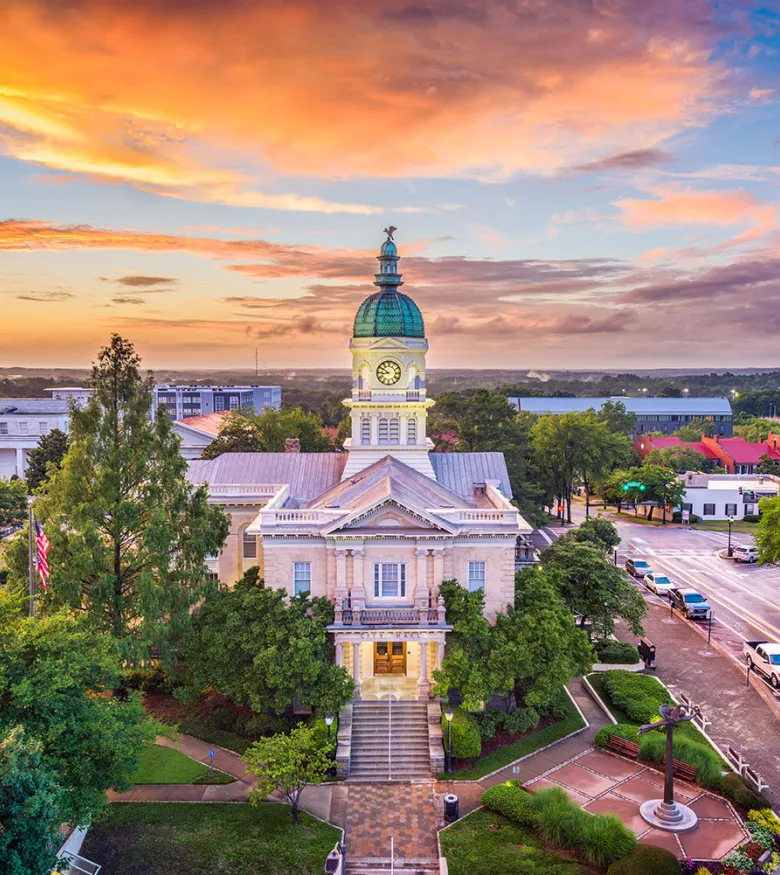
[0,399,70,479]
[680,472,779,520]
[154,384,281,420]
[46,387,92,405]
[172,412,228,460]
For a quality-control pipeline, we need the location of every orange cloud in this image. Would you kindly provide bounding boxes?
[0,0,735,199]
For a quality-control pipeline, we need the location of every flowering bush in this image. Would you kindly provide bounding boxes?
[747,823,776,850]
[745,841,765,862]
[749,810,780,833]
[723,849,759,873]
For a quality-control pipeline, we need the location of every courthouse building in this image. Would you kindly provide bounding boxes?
[188,231,532,702]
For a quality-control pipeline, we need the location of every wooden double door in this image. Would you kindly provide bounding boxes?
[374,641,407,675]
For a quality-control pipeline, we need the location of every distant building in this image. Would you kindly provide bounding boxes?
[172,412,229,460]
[153,384,281,420]
[46,387,92,406]
[635,433,780,474]
[0,398,70,478]
[679,472,779,520]
[508,396,733,439]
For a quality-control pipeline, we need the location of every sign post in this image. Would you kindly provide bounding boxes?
[681,509,690,524]
[209,749,215,775]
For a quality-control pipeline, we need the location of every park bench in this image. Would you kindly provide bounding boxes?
[605,734,698,782]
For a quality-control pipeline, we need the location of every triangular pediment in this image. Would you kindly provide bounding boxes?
[366,337,412,351]
[323,498,455,534]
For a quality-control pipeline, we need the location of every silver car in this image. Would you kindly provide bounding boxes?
[644,573,675,597]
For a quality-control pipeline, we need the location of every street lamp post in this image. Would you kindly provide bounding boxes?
[444,706,453,774]
[27,495,35,618]
[727,515,734,557]
[325,712,335,777]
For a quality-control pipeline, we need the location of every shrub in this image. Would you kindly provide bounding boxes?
[503,706,540,735]
[480,782,539,826]
[743,514,761,523]
[595,723,640,749]
[443,707,481,759]
[595,640,641,665]
[206,706,237,731]
[239,713,299,737]
[746,823,775,850]
[534,786,585,849]
[637,733,723,790]
[603,670,673,723]
[722,849,755,872]
[580,812,637,867]
[749,809,780,833]
[124,666,172,694]
[540,687,571,720]
[721,773,772,811]
[607,843,681,874]
[472,708,505,739]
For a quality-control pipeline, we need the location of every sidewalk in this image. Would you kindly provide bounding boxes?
[616,603,780,805]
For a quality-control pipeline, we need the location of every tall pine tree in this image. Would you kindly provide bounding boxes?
[31,335,230,663]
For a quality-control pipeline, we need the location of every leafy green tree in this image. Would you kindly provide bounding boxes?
[569,517,621,552]
[627,464,686,521]
[644,446,710,473]
[0,477,26,528]
[490,568,593,710]
[14,336,230,664]
[733,417,777,443]
[756,496,780,564]
[202,406,333,458]
[0,602,156,824]
[598,400,637,437]
[541,540,646,638]
[244,723,333,825]
[754,453,779,475]
[674,418,715,440]
[183,570,354,715]
[25,428,69,492]
[601,469,631,513]
[431,580,493,710]
[0,726,64,875]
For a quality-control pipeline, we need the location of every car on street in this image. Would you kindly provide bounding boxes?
[626,558,653,578]
[733,545,759,564]
[643,573,675,597]
[743,641,780,688]
[670,587,712,621]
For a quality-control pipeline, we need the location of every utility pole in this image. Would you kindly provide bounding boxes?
[27,495,35,618]
[255,347,259,378]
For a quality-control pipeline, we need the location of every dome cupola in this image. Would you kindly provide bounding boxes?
[353,227,425,339]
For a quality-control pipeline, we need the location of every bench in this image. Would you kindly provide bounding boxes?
[606,735,698,782]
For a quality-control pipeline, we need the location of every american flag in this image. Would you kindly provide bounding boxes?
[34,517,50,590]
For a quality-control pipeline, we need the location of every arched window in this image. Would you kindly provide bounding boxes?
[361,417,371,445]
[378,418,389,445]
[407,417,417,445]
[242,529,257,560]
[389,418,400,443]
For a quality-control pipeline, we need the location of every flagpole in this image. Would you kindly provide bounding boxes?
[27,496,35,618]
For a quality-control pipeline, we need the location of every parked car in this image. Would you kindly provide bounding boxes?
[733,545,759,564]
[743,641,780,688]
[643,573,675,597]
[669,588,712,620]
[626,558,653,578]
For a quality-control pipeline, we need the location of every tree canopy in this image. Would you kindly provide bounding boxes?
[756,496,780,564]
[202,407,333,458]
[0,476,26,528]
[183,569,354,715]
[9,335,230,664]
[674,418,716,440]
[25,428,69,492]
[644,445,711,473]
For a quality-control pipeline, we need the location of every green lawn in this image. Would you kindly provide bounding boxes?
[441,808,587,875]
[129,745,235,785]
[438,693,585,781]
[81,802,340,875]
[691,519,757,533]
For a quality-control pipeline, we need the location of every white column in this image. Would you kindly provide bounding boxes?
[351,548,366,607]
[370,414,378,446]
[437,641,445,671]
[335,642,343,668]
[414,548,429,610]
[335,549,348,602]
[352,642,361,700]
[432,549,445,594]
[15,447,26,477]
[418,641,429,700]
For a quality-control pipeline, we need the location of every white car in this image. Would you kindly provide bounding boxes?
[643,573,675,596]
[733,545,758,564]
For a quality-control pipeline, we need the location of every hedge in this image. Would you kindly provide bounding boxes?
[637,732,723,790]
[720,772,772,811]
[594,640,641,665]
[443,706,481,759]
[602,670,673,723]
[594,723,640,749]
[481,782,636,868]
[607,844,681,874]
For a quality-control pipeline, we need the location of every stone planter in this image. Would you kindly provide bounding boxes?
[591,662,645,673]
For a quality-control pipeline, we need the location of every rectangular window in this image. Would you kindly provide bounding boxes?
[468,561,486,592]
[39,421,48,433]
[389,418,399,443]
[725,503,737,516]
[242,529,257,559]
[378,418,389,445]
[0,422,7,434]
[703,503,716,516]
[373,563,406,598]
[293,562,311,596]
[361,417,371,445]
[229,396,240,410]
[19,422,28,434]
[215,396,225,412]
[407,417,417,445]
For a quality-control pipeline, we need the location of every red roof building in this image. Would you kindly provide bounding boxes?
[633,435,719,461]
[634,432,780,474]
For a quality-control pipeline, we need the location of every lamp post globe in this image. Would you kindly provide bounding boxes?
[444,707,454,774]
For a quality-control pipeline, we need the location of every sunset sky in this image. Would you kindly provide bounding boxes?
[1,0,779,370]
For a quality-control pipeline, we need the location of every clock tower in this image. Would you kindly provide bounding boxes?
[342,229,436,480]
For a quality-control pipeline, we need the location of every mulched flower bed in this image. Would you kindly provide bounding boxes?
[451,715,557,770]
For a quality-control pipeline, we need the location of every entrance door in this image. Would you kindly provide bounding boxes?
[374,641,406,674]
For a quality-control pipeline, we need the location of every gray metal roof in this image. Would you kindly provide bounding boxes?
[187,453,347,502]
[508,396,733,416]
[430,452,512,499]
[0,398,70,415]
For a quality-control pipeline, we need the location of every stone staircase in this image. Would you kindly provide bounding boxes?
[348,700,432,782]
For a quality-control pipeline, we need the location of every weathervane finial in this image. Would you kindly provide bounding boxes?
[383,225,397,241]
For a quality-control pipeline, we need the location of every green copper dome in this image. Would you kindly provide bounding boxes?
[353,229,425,338]
[354,290,425,338]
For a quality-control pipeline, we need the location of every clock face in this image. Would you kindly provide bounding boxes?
[376,360,402,385]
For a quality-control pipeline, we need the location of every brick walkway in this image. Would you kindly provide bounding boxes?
[616,603,780,805]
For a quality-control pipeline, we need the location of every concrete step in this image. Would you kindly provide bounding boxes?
[346,857,439,874]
